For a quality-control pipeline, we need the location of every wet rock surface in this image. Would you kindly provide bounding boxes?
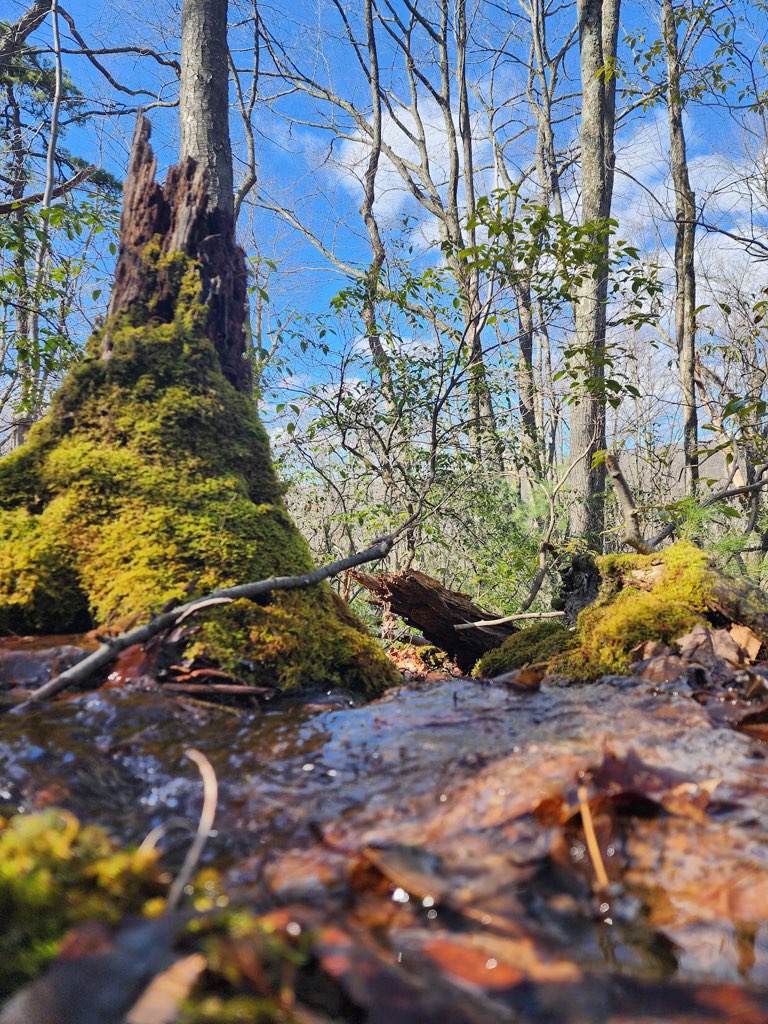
[3,640,768,1021]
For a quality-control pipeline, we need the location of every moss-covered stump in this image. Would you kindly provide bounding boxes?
[0,301,397,695]
[556,541,768,680]
[0,118,398,697]
[472,621,572,679]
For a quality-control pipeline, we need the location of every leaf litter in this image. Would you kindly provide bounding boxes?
[4,631,768,1020]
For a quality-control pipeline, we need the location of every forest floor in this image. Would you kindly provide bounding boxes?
[2,632,768,1022]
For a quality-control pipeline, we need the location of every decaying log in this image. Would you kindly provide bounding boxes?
[350,568,517,671]
[105,114,249,392]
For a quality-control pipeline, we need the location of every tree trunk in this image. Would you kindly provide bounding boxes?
[662,0,698,499]
[0,2,398,699]
[180,0,234,218]
[568,0,620,547]
[105,115,249,392]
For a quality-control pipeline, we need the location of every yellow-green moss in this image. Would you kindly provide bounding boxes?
[556,542,711,680]
[472,620,572,678]
[0,809,163,996]
[416,644,448,668]
[0,247,398,696]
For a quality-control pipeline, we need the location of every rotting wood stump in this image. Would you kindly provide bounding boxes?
[350,568,517,671]
[105,115,249,392]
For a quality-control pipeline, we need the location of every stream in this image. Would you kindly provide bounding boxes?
[3,637,768,1022]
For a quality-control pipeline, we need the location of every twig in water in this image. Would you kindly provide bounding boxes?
[166,749,218,911]
[138,816,195,854]
[577,784,609,891]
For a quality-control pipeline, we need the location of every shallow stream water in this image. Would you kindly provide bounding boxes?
[3,638,768,1021]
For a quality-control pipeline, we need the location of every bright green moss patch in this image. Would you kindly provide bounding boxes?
[187,593,398,695]
[473,620,572,678]
[0,809,163,996]
[556,541,713,680]
[0,247,398,696]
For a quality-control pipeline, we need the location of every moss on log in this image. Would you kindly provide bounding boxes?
[557,541,768,680]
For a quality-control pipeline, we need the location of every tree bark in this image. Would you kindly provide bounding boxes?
[180,0,234,218]
[105,115,250,391]
[107,0,248,390]
[662,0,698,499]
[568,0,620,548]
[350,568,518,671]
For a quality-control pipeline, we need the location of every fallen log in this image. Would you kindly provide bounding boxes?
[350,568,517,671]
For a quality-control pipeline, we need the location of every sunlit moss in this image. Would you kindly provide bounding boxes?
[0,809,163,996]
[473,620,572,678]
[0,246,398,696]
[556,542,712,680]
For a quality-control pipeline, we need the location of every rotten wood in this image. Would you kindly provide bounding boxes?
[105,114,249,392]
[350,568,517,671]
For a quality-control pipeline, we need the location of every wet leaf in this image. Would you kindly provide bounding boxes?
[637,655,689,683]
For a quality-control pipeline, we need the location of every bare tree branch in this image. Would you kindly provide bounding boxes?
[0,164,95,214]
[7,534,399,712]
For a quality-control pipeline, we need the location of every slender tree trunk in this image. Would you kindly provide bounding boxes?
[568,0,620,547]
[662,0,698,499]
[514,276,541,500]
[7,82,32,449]
[359,0,392,396]
[180,0,234,217]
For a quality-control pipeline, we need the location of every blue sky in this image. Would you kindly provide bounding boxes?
[8,0,768,451]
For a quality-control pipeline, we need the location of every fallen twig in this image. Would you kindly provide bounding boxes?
[7,536,394,712]
[577,784,610,891]
[454,610,566,631]
[167,748,218,910]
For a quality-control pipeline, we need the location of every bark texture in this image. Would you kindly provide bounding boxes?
[568,0,620,545]
[106,115,249,392]
[663,0,698,498]
[180,0,234,217]
[351,568,517,671]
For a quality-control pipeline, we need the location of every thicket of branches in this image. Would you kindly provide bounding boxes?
[4,0,768,619]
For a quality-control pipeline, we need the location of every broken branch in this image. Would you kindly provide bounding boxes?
[8,536,394,712]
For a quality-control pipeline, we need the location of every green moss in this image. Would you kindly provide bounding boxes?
[0,245,398,696]
[416,644,448,669]
[557,542,711,680]
[0,809,163,996]
[180,908,310,1023]
[473,620,572,678]
[187,594,397,696]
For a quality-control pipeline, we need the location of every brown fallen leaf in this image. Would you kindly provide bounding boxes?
[629,641,673,663]
[125,954,206,1024]
[488,666,543,691]
[674,624,742,679]
[636,655,689,684]
[730,624,763,664]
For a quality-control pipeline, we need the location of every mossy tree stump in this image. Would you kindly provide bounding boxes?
[558,542,768,680]
[0,117,398,697]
